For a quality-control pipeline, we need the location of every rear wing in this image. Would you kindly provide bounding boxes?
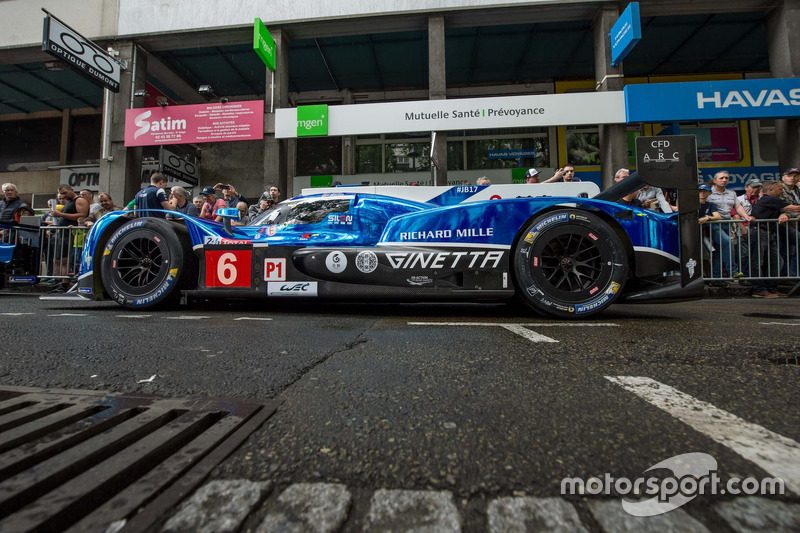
[301,182,600,207]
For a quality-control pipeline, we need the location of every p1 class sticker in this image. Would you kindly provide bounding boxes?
[355,251,379,274]
[325,251,347,273]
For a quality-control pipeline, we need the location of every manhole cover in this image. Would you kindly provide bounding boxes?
[0,386,275,532]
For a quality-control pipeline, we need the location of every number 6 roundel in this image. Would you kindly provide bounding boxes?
[205,249,252,288]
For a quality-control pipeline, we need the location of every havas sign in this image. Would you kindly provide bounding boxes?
[625,78,800,122]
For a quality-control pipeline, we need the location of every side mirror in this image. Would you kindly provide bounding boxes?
[215,207,240,234]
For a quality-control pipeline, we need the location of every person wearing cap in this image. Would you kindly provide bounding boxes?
[248,191,276,220]
[199,186,228,221]
[780,167,800,207]
[524,168,540,184]
[737,178,762,216]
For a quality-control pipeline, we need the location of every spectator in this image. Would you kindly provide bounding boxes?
[0,183,34,224]
[234,201,250,226]
[192,195,205,213]
[217,183,244,208]
[737,178,762,215]
[200,186,228,220]
[613,168,629,184]
[619,190,642,207]
[51,185,90,226]
[169,186,199,217]
[476,176,492,185]
[85,192,119,227]
[707,170,752,277]
[750,181,798,297]
[636,185,675,213]
[135,173,171,218]
[524,168,540,184]
[698,183,722,276]
[248,192,275,219]
[543,164,581,183]
[780,167,800,206]
[266,184,282,204]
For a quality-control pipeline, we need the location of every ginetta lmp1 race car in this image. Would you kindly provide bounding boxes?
[71,172,702,318]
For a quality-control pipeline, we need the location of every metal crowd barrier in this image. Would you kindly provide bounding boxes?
[701,218,800,283]
[1,223,86,286]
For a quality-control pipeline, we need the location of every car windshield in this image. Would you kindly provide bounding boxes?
[251,197,352,226]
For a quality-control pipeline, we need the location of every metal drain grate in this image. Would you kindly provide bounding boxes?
[0,386,275,533]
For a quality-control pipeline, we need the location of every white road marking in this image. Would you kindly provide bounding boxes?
[0,312,35,316]
[164,316,211,320]
[606,376,800,494]
[408,322,618,343]
[116,315,152,319]
[233,317,273,321]
[137,374,157,383]
[760,322,800,326]
[47,313,88,317]
[499,324,558,343]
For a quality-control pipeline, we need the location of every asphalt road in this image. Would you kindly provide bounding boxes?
[1,293,799,531]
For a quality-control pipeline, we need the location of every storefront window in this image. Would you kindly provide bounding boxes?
[466,137,549,170]
[297,137,342,176]
[385,142,431,172]
[681,123,742,162]
[566,126,600,166]
[447,141,463,171]
[0,118,61,172]
[356,144,382,173]
[755,119,777,162]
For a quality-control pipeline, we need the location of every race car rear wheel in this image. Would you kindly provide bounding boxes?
[513,210,628,318]
[101,218,192,309]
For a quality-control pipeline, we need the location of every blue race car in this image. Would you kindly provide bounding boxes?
[72,172,702,318]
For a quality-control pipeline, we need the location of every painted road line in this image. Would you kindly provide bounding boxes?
[164,316,211,320]
[606,376,800,494]
[257,483,351,533]
[759,322,800,326]
[364,489,461,532]
[408,322,618,343]
[499,324,558,343]
[0,312,35,316]
[233,317,273,321]
[488,497,588,532]
[116,315,152,319]
[47,313,88,317]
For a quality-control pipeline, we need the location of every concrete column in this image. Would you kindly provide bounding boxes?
[768,0,800,168]
[59,109,71,165]
[99,41,145,205]
[342,90,356,175]
[264,28,289,196]
[429,16,448,185]
[593,5,627,190]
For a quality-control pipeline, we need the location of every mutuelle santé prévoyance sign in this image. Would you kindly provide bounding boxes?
[276,92,625,138]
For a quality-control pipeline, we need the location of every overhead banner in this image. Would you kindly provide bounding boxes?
[625,77,800,123]
[42,13,121,92]
[610,2,641,67]
[276,92,626,138]
[124,100,264,147]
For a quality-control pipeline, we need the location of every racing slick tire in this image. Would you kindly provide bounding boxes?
[101,218,195,309]
[513,209,628,318]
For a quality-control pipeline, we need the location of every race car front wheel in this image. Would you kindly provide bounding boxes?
[101,218,193,309]
[513,210,628,318]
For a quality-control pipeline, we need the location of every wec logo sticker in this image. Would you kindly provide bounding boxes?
[267,281,318,297]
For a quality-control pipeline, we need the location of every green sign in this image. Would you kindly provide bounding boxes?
[297,105,329,137]
[310,175,333,187]
[253,17,276,71]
